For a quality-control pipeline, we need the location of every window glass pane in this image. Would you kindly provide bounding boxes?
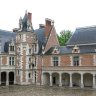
[9,61,11,65]
[12,57,14,60]
[73,56,79,66]
[53,57,59,66]
[9,57,11,60]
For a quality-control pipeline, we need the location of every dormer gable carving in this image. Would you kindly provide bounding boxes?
[72,45,80,53]
[52,46,60,54]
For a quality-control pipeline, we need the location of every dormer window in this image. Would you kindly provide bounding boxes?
[72,45,80,53]
[10,46,14,51]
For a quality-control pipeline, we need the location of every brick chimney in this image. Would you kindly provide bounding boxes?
[28,12,32,23]
[45,18,54,38]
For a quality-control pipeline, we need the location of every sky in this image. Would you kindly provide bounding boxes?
[0,0,96,34]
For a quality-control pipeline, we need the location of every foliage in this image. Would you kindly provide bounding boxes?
[57,30,72,46]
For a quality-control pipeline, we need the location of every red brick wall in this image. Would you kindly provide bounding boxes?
[2,56,7,65]
[60,55,71,66]
[81,54,93,66]
[43,56,51,66]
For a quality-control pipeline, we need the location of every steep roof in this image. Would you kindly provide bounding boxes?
[45,45,96,55]
[0,29,16,53]
[67,26,96,46]
[34,28,46,54]
[45,26,96,55]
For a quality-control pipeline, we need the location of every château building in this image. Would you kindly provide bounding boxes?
[0,11,96,88]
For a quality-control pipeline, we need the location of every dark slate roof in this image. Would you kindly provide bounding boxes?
[67,26,96,45]
[45,45,96,55]
[22,13,28,31]
[45,46,71,55]
[0,29,16,53]
[34,28,46,54]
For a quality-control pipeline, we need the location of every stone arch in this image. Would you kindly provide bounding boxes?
[9,72,14,85]
[62,73,70,86]
[52,72,59,85]
[43,72,50,85]
[1,72,6,86]
[83,73,93,87]
[72,73,81,87]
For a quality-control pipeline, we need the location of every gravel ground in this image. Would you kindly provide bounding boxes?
[0,85,96,96]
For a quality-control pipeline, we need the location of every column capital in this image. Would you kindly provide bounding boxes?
[81,73,84,76]
[59,72,62,76]
[70,73,72,77]
[50,72,52,76]
[93,74,96,77]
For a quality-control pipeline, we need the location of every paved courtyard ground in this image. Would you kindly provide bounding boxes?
[0,85,96,96]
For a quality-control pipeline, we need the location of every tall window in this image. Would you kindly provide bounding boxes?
[9,57,15,65]
[34,57,36,67]
[28,73,31,78]
[73,56,79,66]
[29,49,31,54]
[52,57,59,66]
[10,46,14,51]
[35,71,36,83]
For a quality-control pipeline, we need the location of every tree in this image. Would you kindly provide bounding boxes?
[57,30,72,46]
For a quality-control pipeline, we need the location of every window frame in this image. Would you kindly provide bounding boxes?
[10,46,14,51]
[9,57,15,65]
[52,56,60,66]
[73,56,79,66]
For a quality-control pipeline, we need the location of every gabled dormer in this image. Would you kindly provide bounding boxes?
[72,45,80,53]
[9,38,15,54]
[52,46,60,54]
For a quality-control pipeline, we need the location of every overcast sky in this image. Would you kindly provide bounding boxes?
[0,0,96,33]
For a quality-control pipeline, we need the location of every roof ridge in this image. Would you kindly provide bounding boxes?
[76,25,96,30]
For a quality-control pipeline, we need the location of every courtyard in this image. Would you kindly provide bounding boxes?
[0,85,96,96]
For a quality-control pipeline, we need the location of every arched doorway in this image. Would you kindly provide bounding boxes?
[43,72,50,85]
[1,72,6,86]
[83,73,93,87]
[9,72,14,85]
[52,73,59,86]
[72,73,81,87]
[62,73,70,86]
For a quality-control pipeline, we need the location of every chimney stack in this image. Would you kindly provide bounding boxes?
[28,12,32,22]
[45,18,54,38]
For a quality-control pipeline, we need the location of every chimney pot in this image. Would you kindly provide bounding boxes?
[45,18,54,26]
[39,24,45,28]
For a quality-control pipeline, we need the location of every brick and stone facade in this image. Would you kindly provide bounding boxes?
[0,11,96,88]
